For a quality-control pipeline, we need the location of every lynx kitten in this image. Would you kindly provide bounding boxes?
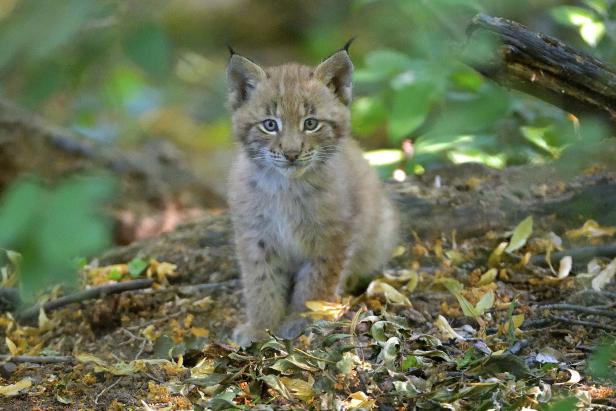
[226,44,398,346]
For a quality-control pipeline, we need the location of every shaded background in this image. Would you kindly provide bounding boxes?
[1,0,614,195]
[2,0,616,295]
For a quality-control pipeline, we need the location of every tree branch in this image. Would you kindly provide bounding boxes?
[16,279,154,323]
[538,303,616,319]
[0,355,74,364]
[463,13,616,131]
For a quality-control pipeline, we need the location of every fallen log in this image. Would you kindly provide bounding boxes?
[463,13,616,131]
[99,163,616,280]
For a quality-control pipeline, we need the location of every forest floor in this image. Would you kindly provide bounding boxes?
[0,166,615,410]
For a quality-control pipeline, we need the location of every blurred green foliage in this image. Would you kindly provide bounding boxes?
[0,0,614,176]
[0,176,115,300]
[587,337,616,383]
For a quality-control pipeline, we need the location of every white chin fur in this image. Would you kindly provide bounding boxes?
[276,165,308,178]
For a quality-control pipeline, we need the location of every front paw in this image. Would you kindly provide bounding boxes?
[275,316,310,340]
[232,323,268,347]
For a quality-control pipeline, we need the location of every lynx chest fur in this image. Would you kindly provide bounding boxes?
[226,45,398,346]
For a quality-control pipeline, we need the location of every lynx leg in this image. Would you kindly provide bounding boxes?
[276,258,342,339]
[233,239,290,346]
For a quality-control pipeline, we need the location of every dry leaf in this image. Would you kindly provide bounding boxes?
[557,256,572,279]
[488,242,509,267]
[366,280,412,306]
[190,358,216,378]
[566,220,616,239]
[556,368,581,385]
[190,327,209,337]
[0,378,32,397]
[592,258,616,291]
[346,391,376,409]
[506,216,533,253]
[499,314,525,334]
[478,268,498,286]
[38,308,51,330]
[280,377,314,402]
[434,315,465,341]
[148,260,178,284]
[391,245,406,257]
[303,299,350,321]
[5,337,18,355]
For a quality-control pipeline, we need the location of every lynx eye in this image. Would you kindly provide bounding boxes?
[260,118,280,134]
[303,117,320,132]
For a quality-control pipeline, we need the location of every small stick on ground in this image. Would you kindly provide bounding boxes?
[551,316,616,332]
[16,278,154,324]
[531,244,616,266]
[0,355,74,364]
[539,303,616,319]
[95,377,123,405]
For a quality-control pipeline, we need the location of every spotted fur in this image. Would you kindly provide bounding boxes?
[226,48,398,346]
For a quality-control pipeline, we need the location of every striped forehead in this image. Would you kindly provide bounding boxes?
[263,64,318,119]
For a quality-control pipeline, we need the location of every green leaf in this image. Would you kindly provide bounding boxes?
[447,149,506,169]
[583,0,608,14]
[354,49,413,84]
[545,397,578,411]
[388,82,437,141]
[520,126,562,158]
[0,176,115,300]
[107,269,122,281]
[474,291,494,315]
[456,293,480,318]
[401,355,422,370]
[436,277,464,294]
[587,338,616,381]
[127,258,148,278]
[370,321,388,344]
[551,6,596,26]
[505,216,533,253]
[352,96,387,136]
[439,276,480,318]
[0,180,45,246]
[579,21,605,47]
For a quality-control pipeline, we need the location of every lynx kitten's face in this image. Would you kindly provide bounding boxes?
[227,50,353,177]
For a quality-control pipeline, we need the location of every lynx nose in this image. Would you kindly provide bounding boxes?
[284,150,300,163]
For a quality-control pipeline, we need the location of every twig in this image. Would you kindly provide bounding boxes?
[134,339,147,361]
[538,303,616,319]
[95,377,122,405]
[551,316,616,332]
[16,279,154,323]
[531,244,616,266]
[0,354,74,364]
[125,310,185,331]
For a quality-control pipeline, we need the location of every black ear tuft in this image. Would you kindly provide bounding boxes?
[227,45,237,57]
[342,37,356,53]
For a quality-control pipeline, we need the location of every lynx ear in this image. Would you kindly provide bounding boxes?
[227,52,267,110]
[314,47,354,105]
